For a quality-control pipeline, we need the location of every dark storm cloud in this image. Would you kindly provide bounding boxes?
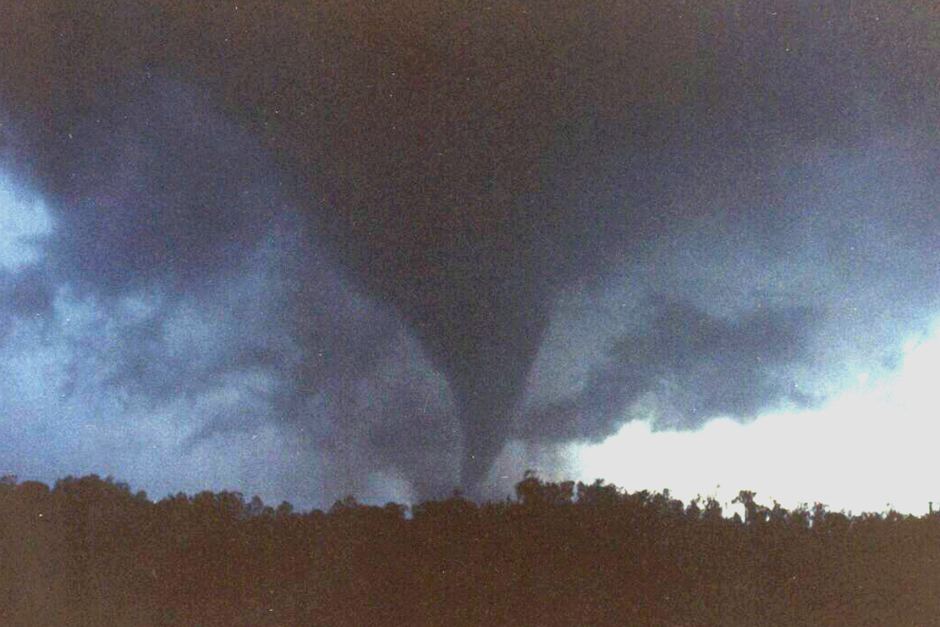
[0,267,54,320]
[0,267,53,348]
[32,80,284,297]
[516,299,818,442]
[0,1,936,496]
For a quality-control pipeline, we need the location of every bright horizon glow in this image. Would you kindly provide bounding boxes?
[571,318,940,516]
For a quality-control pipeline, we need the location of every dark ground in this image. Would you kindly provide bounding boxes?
[2,472,939,625]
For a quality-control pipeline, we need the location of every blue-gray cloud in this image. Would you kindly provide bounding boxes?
[517,299,818,441]
[0,1,935,504]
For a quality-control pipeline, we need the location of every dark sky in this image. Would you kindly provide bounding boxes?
[0,1,937,507]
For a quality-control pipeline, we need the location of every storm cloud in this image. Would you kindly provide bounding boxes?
[0,1,936,503]
[517,298,818,442]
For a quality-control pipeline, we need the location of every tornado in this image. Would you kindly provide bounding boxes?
[1,1,934,495]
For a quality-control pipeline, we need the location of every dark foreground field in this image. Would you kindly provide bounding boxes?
[2,473,938,626]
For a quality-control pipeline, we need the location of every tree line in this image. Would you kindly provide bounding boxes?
[1,472,938,625]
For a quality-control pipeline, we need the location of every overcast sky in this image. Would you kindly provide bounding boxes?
[0,2,937,510]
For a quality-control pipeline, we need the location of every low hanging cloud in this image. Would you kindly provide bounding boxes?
[0,79,459,506]
[516,299,818,441]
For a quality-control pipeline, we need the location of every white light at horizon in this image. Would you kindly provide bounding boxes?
[572,319,940,515]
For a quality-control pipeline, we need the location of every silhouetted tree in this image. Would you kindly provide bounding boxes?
[1,472,939,625]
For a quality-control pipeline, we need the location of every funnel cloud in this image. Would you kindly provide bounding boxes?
[0,2,936,504]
